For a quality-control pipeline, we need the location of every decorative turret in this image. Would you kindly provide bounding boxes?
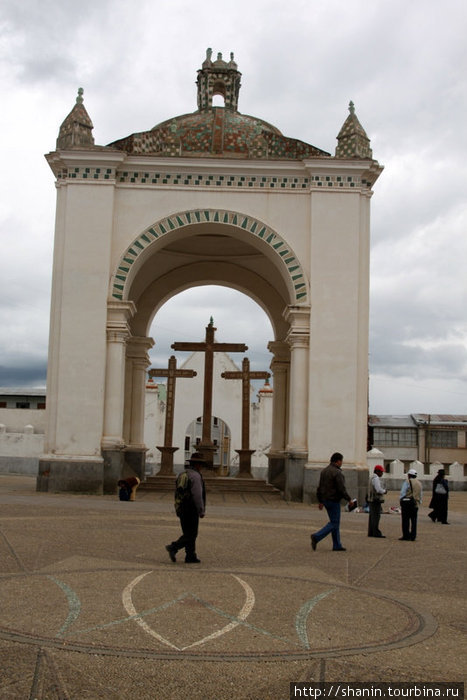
[56,88,95,149]
[197,48,242,111]
[335,101,373,159]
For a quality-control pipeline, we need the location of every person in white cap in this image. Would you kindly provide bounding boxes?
[399,468,422,541]
[367,465,387,537]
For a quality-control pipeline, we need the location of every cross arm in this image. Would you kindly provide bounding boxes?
[213,343,248,352]
[148,368,197,378]
[171,342,208,351]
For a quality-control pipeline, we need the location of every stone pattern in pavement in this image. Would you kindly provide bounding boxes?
[0,475,465,699]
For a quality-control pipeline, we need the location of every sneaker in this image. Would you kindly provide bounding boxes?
[165,545,177,562]
[185,556,201,563]
[333,547,346,551]
[311,535,318,551]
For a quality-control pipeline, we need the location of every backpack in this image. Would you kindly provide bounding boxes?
[174,471,192,515]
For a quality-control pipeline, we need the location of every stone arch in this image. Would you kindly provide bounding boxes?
[111,208,308,308]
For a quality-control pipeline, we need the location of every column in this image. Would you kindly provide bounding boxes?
[126,336,155,448]
[284,306,310,454]
[267,340,290,452]
[101,301,135,449]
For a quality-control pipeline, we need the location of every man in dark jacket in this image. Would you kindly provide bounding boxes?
[165,452,206,563]
[311,452,352,552]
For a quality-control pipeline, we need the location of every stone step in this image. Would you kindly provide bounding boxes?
[139,474,281,494]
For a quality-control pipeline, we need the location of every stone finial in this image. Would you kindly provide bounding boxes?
[209,316,214,326]
[56,87,95,150]
[335,100,373,159]
[202,48,213,68]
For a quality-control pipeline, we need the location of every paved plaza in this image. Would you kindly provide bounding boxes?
[0,475,466,699]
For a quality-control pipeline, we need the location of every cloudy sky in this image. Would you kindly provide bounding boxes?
[0,0,466,414]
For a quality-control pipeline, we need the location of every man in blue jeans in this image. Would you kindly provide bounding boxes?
[311,452,353,552]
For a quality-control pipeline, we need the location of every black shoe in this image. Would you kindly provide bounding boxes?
[428,512,435,522]
[165,545,177,562]
[441,522,450,525]
[311,535,318,551]
[185,556,201,563]
[375,534,386,538]
[398,537,410,541]
[333,547,346,551]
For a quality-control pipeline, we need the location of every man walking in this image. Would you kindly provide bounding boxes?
[166,452,206,563]
[311,452,353,552]
[367,465,387,537]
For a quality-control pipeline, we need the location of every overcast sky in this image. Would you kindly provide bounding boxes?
[0,0,466,415]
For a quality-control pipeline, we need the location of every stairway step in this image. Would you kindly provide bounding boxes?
[139,475,280,494]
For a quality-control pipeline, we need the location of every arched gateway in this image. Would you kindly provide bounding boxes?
[38,50,383,500]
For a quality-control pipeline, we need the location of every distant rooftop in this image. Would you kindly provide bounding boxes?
[0,388,46,396]
[369,414,467,428]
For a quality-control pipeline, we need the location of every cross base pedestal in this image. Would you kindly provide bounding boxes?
[156,446,178,475]
[235,449,255,478]
[197,443,219,474]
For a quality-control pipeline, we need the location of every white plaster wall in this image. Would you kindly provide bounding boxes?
[0,409,46,433]
[143,385,165,468]
[307,189,370,467]
[251,390,273,477]
[45,179,118,457]
[110,161,312,278]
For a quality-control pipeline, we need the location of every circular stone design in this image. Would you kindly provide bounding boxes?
[0,568,437,661]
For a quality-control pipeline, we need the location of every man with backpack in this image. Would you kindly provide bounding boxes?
[165,452,206,563]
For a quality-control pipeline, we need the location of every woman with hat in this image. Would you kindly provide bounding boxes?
[428,468,449,524]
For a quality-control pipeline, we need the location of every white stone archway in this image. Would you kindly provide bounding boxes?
[38,53,382,500]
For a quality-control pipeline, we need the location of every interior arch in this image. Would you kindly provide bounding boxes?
[111,210,309,314]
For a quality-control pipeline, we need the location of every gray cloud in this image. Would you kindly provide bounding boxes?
[0,0,466,414]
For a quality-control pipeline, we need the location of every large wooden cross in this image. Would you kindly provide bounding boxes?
[172,318,247,468]
[148,355,197,474]
[222,357,271,477]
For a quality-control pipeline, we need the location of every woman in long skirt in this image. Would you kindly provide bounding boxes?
[428,468,449,524]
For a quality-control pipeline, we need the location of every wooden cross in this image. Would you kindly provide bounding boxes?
[222,356,271,477]
[148,355,197,474]
[172,318,247,467]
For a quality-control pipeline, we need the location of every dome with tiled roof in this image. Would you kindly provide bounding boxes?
[106,49,330,160]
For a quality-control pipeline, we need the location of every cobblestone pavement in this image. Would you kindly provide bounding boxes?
[0,475,465,699]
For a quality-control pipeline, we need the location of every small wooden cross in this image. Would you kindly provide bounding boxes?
[222,356,270,476]
[149,355,196,474]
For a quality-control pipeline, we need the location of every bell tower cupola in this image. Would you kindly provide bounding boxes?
[197,48,242,111]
